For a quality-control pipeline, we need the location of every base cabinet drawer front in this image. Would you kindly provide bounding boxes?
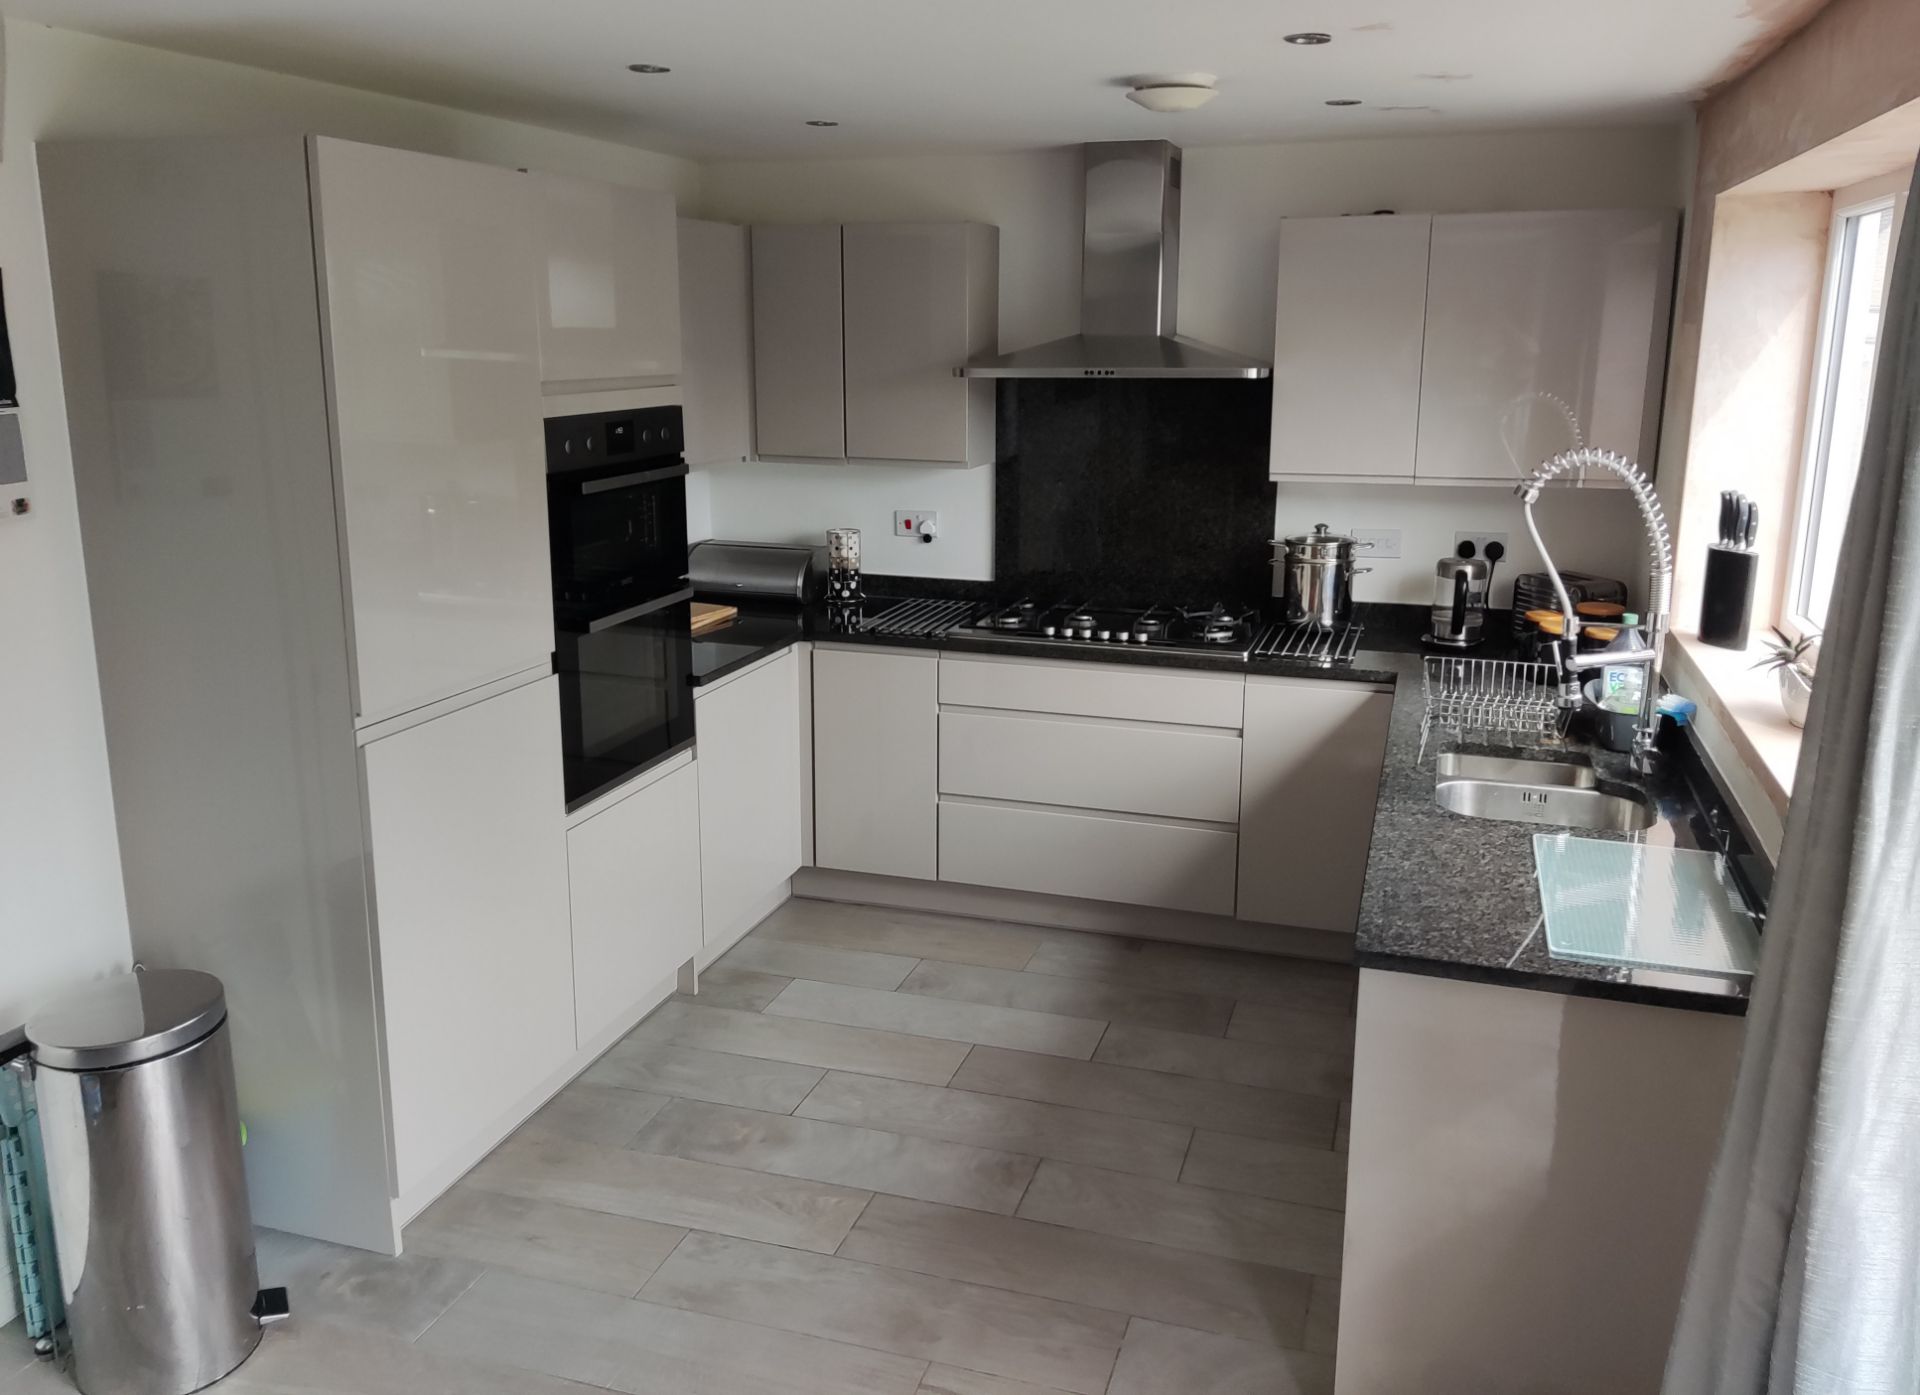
[814,646,939,880]
[938,655,1245,729]
[567,762,703,1047]
[939,799,1238,916]
[697,649,805,946]
[362,676,575,1198]
[1236,677,1392,933]
[939,708,1242,823]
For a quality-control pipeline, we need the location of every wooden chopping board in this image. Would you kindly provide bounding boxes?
[690,602,738,636]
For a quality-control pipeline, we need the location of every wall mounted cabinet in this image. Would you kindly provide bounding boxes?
[1270,208,1678,485]
[751,221,998,467]
[678,218,755,465]
[531,171,681,391]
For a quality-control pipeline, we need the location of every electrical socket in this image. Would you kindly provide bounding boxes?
[1453,530,1510,562]
[1349,527,1401,560]
[894,510,939,540]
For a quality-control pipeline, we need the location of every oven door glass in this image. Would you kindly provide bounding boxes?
[554,592,694,810]
[549,465,690,618]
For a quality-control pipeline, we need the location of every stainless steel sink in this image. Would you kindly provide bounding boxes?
[1433,753,1654,832]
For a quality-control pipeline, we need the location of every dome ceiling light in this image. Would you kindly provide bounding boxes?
[1125,73,1220,114]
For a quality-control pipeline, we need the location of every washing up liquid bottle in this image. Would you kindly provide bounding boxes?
[1599,613,1648,715]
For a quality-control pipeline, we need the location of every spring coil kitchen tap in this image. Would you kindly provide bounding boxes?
[1514,448,1673,769]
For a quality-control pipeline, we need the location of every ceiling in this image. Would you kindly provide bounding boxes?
[12,0,1814,159]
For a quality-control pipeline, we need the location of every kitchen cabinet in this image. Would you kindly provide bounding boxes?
[842,223,998,466]
[532,171,681,390]
[1270,214,1430,482]
[361,676,574,1203]
[1267,207,1677,485]
[1236,675,1392,933]
[696,648,806,954]
[1415,209,1678,483]
[567,758,704,1047]
[678,218,755,465]
[751,224,847,460]
[813,645,939,880]
[311,136,553,723]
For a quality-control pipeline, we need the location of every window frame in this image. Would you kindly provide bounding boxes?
[1781,174,1909,641]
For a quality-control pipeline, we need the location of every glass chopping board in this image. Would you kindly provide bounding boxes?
[1533,834,1760,980]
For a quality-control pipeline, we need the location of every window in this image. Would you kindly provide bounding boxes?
[1786,180,1907,635]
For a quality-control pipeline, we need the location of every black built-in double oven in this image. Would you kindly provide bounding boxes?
[546,404,694,810]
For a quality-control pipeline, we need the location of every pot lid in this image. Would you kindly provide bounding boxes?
[1279,523,1362,557]
[27,969,226,1071]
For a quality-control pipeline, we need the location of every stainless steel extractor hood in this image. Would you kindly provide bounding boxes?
[961,141,1270,380]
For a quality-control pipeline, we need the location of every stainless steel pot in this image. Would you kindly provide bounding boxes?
[1275,524,1372,629]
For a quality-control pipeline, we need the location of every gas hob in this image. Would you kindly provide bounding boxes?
[948,600,1264,658]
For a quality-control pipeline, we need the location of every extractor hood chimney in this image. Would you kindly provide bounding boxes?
[961,140,1270,379]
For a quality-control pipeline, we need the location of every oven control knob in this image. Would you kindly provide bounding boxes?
[1095,628,1111,641]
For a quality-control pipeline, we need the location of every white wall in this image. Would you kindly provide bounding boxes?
[0,21,696,1034]
[698,125,1689,596]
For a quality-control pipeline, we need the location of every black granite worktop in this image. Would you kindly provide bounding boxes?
[689,588,1759,1013]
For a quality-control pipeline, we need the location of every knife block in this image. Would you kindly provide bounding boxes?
[1698,545,1757,649]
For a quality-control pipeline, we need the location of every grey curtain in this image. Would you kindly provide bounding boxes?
[1664,165,1920,1392]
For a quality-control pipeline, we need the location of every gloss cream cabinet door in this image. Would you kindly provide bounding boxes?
[361,676,574,1201]
[1414,209,1678,483]
[1269,214,1430,481]
[1235,675,1392,933]
[309,137,552,724]
[532,172,681,389]
[567,758,703,1046]
[751,224,846,460]
[813,645,938,880]
[841,222,998,466]
[678,218,755,465]
[696,649,805,953]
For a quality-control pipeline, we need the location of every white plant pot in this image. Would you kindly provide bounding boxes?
[1778,666,1812,728]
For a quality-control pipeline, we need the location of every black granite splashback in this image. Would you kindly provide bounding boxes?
[994,380,1276,607]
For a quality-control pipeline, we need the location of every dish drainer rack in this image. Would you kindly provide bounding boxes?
[1422,655,1571,754]
[1252,621,1362,666]
[853,596,980,638]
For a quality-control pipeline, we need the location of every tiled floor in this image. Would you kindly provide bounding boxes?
[0,899,1355,1395]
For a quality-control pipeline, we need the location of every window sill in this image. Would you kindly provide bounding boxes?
[1665,631,1801,816]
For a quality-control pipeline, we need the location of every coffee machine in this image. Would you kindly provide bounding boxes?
[1426,554,1491,648]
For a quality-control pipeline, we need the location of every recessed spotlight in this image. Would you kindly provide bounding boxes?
[1284,32,1333,45]
[626,63,670,74]
[806,119,840,127]
[1325,98,1363,106]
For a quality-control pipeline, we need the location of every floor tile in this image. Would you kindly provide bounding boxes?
[1305,1277,1340,1357]
[1025,933,1355,1014]
[626,1000,970,1084]
[1180,1131,1348,1210]
[680,963,792,1011]
[465,1134,869,1253]
[1016,1162,1345,1277]
[630,1098,1038,1214]
[898,960,1232,1036]
[839,1195,1312,1348]
[1093,1022,1351,1100]
[951,1046,1338,1146]
[0,1362,66,1395]
[918,1367,1076,1395]
[1225,1000,1359,1056]
[642,1231,1126,1395]
[797,1071,1190,1179]
[403,1184,685,1296]
[723,934,922,990]
[213,1318,609,1395]
[766,979,1106,1059]
[1106,1318,1336,1395]
[585,1039,825,1112]
[757,900,1043,970]
[0,1322,35,1384]
[253,1230,482,1342]
[418,1267,926,1395]
[520,1079,672,1147]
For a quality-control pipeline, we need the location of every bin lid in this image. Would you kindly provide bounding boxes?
[27,969,227,1071]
